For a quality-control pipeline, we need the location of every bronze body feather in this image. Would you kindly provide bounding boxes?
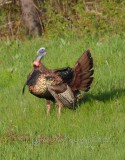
[23,48,94,115]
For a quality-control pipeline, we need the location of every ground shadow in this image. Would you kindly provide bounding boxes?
[78,88,125,106]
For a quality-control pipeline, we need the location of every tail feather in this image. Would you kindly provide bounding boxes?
[79,70,94,81]
[80,77,93,89]
[70,49,94,92]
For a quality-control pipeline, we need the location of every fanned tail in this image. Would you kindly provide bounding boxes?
[70,49,94,92]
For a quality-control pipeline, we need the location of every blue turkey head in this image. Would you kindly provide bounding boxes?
[37,47,47,58]
[33,47,47,67]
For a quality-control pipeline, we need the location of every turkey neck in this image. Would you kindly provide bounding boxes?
[35,62,50,73]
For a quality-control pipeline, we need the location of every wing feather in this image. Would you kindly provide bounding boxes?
[47,84,75,109]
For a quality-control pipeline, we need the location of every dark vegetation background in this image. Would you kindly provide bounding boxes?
[0,0,125,39]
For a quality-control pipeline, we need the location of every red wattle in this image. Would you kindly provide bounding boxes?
[33,61,40,67]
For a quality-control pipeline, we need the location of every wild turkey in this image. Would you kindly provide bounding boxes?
[22,47,94,115]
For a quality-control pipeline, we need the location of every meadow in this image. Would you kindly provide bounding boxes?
[0,35,125,159]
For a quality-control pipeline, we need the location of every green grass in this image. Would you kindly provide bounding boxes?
[0,35,125,160]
